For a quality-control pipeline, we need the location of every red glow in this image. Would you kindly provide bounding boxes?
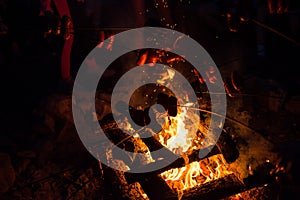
[97,33,115,51]
[137,52,148,66]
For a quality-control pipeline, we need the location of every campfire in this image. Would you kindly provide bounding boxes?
[0,40,288,200]
[94,50,282,200]
[1,0,299,199]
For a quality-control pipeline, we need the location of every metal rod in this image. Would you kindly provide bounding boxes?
[68,27,132,32]
[60,26,132,32]
[252,18,300,47]
[179,104,281,143]
[201,91,295,100]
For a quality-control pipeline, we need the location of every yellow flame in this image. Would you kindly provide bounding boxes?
[117,64,234,197]
[160,154,232,195]
[154,67,234,196]
[162,106,191,154]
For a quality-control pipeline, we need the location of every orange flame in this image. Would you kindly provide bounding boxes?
[158,102,233,197]
[157,104,195,154]
[154,68,233,198]
[160,155,232,195]
[117,55,234,198]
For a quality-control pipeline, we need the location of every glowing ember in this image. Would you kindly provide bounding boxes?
[156,101,233,197]
[153,66,234,197]
[160,155,232,195]
[157,104,193,154]
[116,55,233,198]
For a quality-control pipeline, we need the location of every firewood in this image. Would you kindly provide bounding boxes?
[103,161,149,200]
[136,175,176,200]
[100,114,153,167]
[140,145,220,175]
[181,162,278,200]
[126,145,221,183]
[181,174,245,200]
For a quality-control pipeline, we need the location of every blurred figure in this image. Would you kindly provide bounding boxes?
[267,0,289,14]
[38,0,191,83]
[40,0,74,81]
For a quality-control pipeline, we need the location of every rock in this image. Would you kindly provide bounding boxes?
[55,122,90,164]
[11,150,36,174]
[33,94,73,125]
[0,152,16,195]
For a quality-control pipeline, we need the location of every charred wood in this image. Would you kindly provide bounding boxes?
[136,175,175,200]
[181,174,245,200]
[103,162,148,200]
[126,145,221,183]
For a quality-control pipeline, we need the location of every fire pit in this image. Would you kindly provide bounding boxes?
[87,50,283,200]
[98,104,279,200]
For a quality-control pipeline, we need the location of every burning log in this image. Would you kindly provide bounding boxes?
[132,174,175,200]
[100,117,173,199]
[99,100,240,200]
[180,162,279,200]
[101,113,224,175]
[101,109,224,173]
[144,145,220,175]
[130,162,278,200]
[181,174,245,200]
[103,161,149,200]
[100,114,154,167]
[126,145,221,182]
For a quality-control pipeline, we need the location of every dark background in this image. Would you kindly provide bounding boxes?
[0,0,300,199]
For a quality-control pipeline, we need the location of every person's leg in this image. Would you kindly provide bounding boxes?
[53,0,74,80]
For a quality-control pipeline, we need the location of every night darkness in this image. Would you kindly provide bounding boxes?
[0,0,300,199]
